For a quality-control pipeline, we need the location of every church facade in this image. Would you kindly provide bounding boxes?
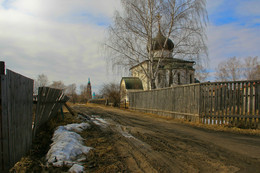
[120,27,196,101]
[129,29,195,91]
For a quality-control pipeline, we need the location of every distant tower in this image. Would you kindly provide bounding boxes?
[86,78,92,100]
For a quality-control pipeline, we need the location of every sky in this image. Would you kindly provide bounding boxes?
[0,0,259,93]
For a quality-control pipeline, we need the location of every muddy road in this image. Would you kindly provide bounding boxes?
[74,104,260,173]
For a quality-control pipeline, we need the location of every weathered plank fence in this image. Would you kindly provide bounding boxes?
[0,66,33,172]
[0,62,69,172]
[129,84,200,121]
[33,87,69,136]
[200,81,260,127]
[129,80,260,127]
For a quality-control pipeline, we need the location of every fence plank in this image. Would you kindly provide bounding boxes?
[1,75,10,172]
[250,82,254,115]
[257,82,260,115]
[0,75,2,172]
[245,82,249,116]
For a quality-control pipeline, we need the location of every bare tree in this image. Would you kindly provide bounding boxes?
[243,56,260,80]
[100,83,120,107]
[49,81,66,90]
[216,56,260,82]
[79,84,88,103]
[65,83,78,104]
[194,63,208,82]
[34,73,49,94]
[105,0,208,89]
[215,57,242,82]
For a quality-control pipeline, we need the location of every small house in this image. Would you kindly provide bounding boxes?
[120,77,143,102]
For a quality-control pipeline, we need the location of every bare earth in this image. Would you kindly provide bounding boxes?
[72,104,260,173]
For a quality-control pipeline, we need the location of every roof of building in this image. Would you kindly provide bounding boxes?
[171,58,195,63]
[150,30,174,52]
[129,58,195,70]
[121,77,143,90]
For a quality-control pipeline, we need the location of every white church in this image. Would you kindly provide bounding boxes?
[120,27,196,102]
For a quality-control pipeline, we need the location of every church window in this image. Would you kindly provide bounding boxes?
[190,74,193,83]
[178,73,180,84]
[158,73,161,83]
[169,71,173,86]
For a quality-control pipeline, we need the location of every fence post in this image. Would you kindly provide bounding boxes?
[0,61,5,75]
[0,62,3,171]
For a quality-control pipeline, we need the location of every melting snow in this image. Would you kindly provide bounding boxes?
[46,123,92,172]
[91,116,109,127]
[64,123,90,133]
[69,164,85,173]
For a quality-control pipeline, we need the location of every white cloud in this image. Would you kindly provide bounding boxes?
[0,1,122,93]
[207,0,225,14]
[236,0,260,17]
[207,23,260,70]
[7,0,120,20]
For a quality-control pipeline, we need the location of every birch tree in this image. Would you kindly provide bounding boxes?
[66,83,77,103]
[243,56,260,80]
[215,57,242,82]
[105,0,208,89]
[34,73,49,94]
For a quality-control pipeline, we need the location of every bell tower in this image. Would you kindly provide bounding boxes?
[86,78,92,100]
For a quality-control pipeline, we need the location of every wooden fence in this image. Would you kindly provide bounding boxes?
[33,87,69,136]
[0,62,69,172]
[129,80,260,127]
[129,84,200,121]
[0,69,34,172]
[200,81,260,126]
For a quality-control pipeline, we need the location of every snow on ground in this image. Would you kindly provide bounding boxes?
[68,164,85,173]
[116,125,135,139]
[91,116,135,139]
[46,123,92,172]
[64,123,90,133]
[91,115,109,128]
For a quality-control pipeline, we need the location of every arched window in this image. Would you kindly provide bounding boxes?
[169,71,173,86]
[190,74,193,83]
[178,73,180,85]
[158,73,161,83]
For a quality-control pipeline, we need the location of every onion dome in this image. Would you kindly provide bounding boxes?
[150,30,174,52]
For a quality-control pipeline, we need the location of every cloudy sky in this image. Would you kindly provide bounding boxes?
[0,0,259,93]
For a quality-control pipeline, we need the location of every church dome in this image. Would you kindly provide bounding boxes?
[150,30,174,52]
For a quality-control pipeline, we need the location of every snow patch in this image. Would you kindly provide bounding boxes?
[91,116,109,127]
[116,125,135,139]
[46,123,92,171]
[68,164,85,173]
[64,123,90,133]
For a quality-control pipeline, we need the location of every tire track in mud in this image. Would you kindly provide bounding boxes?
[73,105,260,173]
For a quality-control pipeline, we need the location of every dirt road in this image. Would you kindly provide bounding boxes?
[74,104,260,173]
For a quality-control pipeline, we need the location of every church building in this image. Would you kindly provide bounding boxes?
[86,78,92,100]
[130,29,195,90]
[120,23,196,101]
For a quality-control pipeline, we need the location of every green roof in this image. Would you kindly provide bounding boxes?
[121,77,143,90]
